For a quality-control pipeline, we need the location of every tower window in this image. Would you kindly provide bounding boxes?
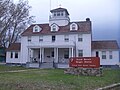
[57,12,60,16]
[61,12,63,16]
[54,13,56,16]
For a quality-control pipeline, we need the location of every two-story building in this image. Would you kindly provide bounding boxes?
[6,7,119,68]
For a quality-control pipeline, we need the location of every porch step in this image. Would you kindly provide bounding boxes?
[40,62,53,68]
[26,63,39,68]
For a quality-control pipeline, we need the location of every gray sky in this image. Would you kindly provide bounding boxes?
[14,0,120,45]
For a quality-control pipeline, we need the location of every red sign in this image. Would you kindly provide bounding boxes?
[69,57,100,68]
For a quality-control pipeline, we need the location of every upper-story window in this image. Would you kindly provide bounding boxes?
[39,36,43,42]
[52,35,56,42]
[64,35,69,42]
[33,25,41,32]
[70,23,78,31]
[51,24,59,32]
[28,36,31,42]
[78,34,83,42]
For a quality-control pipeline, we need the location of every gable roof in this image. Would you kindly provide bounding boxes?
[21,21,91,36]
[50,7,69,15]
[92,40,119,50]
[6,43,21,51]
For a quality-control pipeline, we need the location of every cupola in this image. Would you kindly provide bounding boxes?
[49,7,70,26]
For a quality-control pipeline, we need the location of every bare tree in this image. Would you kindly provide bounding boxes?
[0,0,34,48]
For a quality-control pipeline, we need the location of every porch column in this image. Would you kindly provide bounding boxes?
[28,48,30,62]
[39,48,42,63]
[41,48,44,63]
[71,47,74,57]
[54,48,58,63]
[69,48,72,58]
[56,48,58,63]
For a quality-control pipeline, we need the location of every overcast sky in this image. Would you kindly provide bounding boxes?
[14,0,120,45]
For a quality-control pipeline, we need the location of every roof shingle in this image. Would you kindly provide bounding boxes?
[6,43,21,51]
[92,40,119,50]
[21,21,91,36]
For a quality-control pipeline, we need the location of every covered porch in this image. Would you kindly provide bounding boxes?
[27,47,74,68]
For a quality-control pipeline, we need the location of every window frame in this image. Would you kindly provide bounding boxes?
[78,50,83,57]
[28,36,31,42]
[39,36,43,42]
[102,51,106,59]
[10,52,13,58]
[15,52,18,58]
[64,35,69,42]
[78,34,83,42]
[72,24,76,30]
[52,35,56,42]
[109,51,113,59]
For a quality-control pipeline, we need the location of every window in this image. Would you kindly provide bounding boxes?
[15,52,18,58]
[102,51,106,59]
[70,23,78,31]
[64,49,69,59]
[28,36,31,42]
[39,36,43,42]
[10,52,13,58]
[61,12,63,16]
[54,13,56,16]
[78,50,83,57]
[64,35,69,42]
[34,26,38,32]
[109,51,112,59]
[52,36,55,42]
[57,12,60,16]
[52,25,56,31]
[51,24,59,32]
[33,25,41,32]
[72,24,76,30]
[78,34,83,42]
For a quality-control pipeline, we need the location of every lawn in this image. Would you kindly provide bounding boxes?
[0,65,120,90]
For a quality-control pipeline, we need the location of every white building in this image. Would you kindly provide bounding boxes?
[6,7,119,68]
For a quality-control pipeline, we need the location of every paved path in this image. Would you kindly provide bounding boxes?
[0,69,37,73]
[96,83,120,90]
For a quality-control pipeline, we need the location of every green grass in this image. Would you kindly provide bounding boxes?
[0,65,120,90]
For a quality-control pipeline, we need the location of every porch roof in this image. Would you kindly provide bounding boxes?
[6,43,21,51]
